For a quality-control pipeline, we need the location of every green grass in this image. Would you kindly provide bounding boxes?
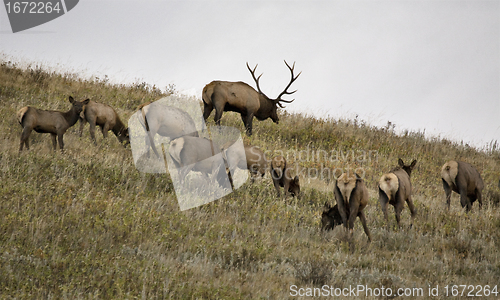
[1,57,500,299]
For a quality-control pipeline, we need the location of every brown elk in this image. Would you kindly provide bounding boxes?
[378,159,417,228]
[225,144,268,181]
[441,160,484,212]
[270,155,300,197]
[202,61,301,136]
[17,96,89,151]
[331,173,371,242]
[79,100,129,145]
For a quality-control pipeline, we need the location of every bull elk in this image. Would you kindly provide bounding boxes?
[17,96,89,151]
[202,61,301,136]
[378,159,417,228]
[441,160,484,212]
[79,100,129,145]
[331,173,371,242]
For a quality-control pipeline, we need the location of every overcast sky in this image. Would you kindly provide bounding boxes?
[1,0,498,148]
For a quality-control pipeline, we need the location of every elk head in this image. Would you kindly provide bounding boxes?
[246,60,301,124]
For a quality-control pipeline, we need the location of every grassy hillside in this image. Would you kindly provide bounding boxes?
[1,58,499,299]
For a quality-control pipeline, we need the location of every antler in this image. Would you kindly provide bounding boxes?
[276,60,301,107]
[246,62,268,98]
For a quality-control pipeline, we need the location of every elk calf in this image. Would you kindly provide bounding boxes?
[331,173,371,241]
[378,159,417,228]
[17,96,89,151]
[441,160,483,212]
[79,100,129,145]
[270,156,300,197]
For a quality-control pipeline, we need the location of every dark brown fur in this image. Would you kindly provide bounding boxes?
[441,160,484,212]
[333,173,371,241]
[378,159,417,228]
[202,61,300,136]
[270,156,300,197]
[79,100,129,145]
[321,203,343,231]
[17,96,89,151]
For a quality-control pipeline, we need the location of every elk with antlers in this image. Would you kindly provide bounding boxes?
[202,61,301,136]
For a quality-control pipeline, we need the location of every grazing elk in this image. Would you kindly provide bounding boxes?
[137,102,198,157]
[378,159,417,228]
[168,136,230,189]
[270,155,300,197]
[331,173,371,242]
[441,160,484,212]
[202,61,301,136]
[224,144,268,181]
[17,96,89,151]
[79,100,129,145]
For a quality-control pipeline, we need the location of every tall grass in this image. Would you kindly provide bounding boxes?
[1,57,499,299]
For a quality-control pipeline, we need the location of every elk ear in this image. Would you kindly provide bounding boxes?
[410,159,417,169]
[83,99,90,105]
[398,158,404,167]
[69,96,75,103]
[323,202,331,212]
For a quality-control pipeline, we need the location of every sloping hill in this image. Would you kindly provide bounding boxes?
[1,59,499,299]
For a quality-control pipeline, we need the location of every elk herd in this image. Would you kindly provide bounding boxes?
[16,61,496,245]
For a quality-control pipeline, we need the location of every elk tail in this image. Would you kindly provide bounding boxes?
[17,107,29,125]
[378,173,399,201]
[140,104,160,158]
[441,161,458,187]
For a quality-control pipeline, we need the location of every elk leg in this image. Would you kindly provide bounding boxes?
[19,128,32,151]
[476,189,483,209]
[348,201,359,233]
[459,188,471,212]
[358,211,371,242]
[442,180,452,210]
[334,186,349,228]
[379,194,389,224]
[245,114,254,136]
[50,133,57,151]
[78,116,86,137]
[203,101,213,121]
[272,176,281,196]
[57,133,64,151]
[89,120,97,144]
[102,123,110,139]
[213,106,224,126]
[394,201,404,229]
[406,196,417,224]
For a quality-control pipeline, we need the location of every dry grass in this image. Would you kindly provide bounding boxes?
[1,57,500,299]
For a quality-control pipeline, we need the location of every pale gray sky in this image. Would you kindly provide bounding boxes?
[1,0,498,148]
